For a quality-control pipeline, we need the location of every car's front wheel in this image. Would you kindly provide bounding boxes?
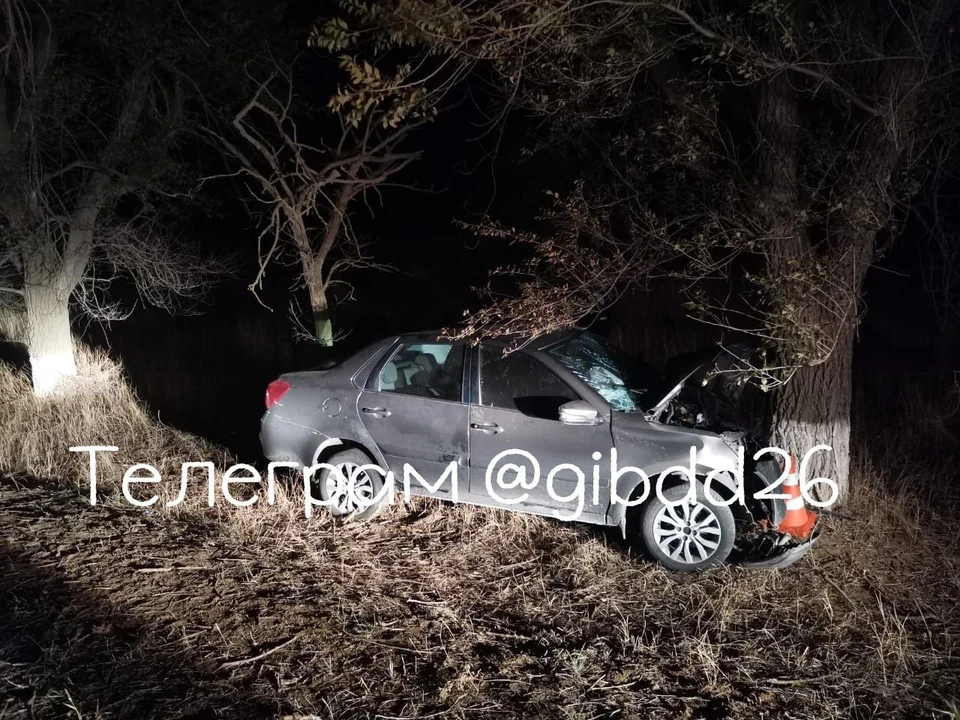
[316,449,387,521]
[639,482,735,571]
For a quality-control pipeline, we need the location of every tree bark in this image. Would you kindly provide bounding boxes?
[754,72,857,501]
[295,222,334,347]
[758,32,935,502]
[22,241,77,395]
[310,286,333,347]
[290,183,354,348]
[771,319,854,503]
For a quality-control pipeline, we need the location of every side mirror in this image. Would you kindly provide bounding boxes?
[559,400,602,426]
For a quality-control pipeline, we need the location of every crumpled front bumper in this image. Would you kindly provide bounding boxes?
[739,523,822,570]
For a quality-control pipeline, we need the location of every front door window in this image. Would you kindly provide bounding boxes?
[479,347,579,420]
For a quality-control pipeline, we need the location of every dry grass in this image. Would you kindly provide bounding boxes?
[854,367,960,504]
[1,345,959,719]
[0,344,234,490]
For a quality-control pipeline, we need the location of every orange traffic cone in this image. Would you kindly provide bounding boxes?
[777,453,817,540]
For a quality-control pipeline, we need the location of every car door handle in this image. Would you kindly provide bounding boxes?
[471,422,503,434]
[361,407,391,418]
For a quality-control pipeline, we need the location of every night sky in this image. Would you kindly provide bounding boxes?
[44,0,954,456]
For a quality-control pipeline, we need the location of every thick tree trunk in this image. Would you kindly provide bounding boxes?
[23,245,77,395]
[771,5,951,503]
[772,326,854,503]
[24,287,76,395]
[755,73,858,504]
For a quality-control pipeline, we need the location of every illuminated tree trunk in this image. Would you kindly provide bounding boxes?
[772,324,854,503]
[293,184,353,348]
[22,245,77,395]
[308,279,333,347]
[756,69,881,504]
[296,223,335,348]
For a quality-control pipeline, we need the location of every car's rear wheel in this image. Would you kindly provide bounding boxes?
[639,482,735,571]
[316,449,387,521]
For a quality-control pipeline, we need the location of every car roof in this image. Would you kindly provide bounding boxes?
[396,328,582,352]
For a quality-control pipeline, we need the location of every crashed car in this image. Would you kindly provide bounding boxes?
[260,330,818,571]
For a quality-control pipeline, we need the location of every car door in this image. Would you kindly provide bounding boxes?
[357,341,468,499]
[468,345,614,521]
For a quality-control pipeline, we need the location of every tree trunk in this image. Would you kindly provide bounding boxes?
[310,284,333,347]
[23,244,77,395]
[772,326,854,503]
[754,72,858,504]
[300,249,333,347]
[291,213,338,347]
[771,4,952,503]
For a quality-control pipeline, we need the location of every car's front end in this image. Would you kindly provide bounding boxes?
[544,330,820,569]
[647,391,821,570]
[735,437,821,569]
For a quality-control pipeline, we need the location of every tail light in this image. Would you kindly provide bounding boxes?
[265,379,291,409]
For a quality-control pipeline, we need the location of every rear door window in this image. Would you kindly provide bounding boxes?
[378,343,465,402]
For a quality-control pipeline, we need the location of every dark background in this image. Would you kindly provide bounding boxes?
[59,18,958,476]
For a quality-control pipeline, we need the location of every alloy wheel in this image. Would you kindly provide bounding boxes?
[325,461,377,514]
[652,498,723,565]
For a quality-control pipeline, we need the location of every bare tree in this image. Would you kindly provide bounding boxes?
[319,0,958,499]
[208,63,423,346]
[0,0,270,394]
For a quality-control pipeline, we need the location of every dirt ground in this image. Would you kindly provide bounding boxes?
[1,474,958,720]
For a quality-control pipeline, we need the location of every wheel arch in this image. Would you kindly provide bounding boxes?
[301,436,383,471]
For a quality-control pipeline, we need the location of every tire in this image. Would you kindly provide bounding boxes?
[639,482,736,571]
[315,449,387,522]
